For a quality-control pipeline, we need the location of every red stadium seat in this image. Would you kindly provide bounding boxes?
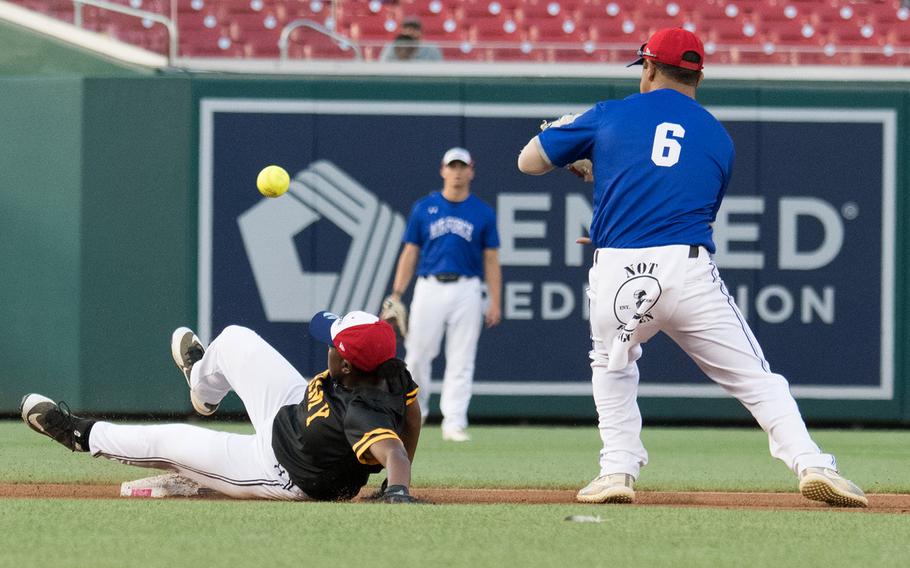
[587,18,625,42]
[240,31,281,56]
[416,14,453,38]
[460,0,497,19]
[469,17,514,40]
[349,16,396,40]
[530,18,575,40]
[177,10,220,31]
[514,1,563,21]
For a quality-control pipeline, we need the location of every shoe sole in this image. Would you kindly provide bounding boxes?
[20,394,53,431]
[171,328,217,417]
[19,393,63,442]
[171,327,196,386]
[575,487,635,504]
[799,474,868,508]
[191,397,218,417]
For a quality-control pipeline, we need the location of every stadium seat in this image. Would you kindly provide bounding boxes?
[240,31,281,56]
[469,17,514,40]
[349,15,395,39]
[587,18,625,42]
[415,14,452,38]
[460,1,498,19]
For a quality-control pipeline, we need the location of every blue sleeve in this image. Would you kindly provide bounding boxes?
[537,105,602,168]
[402,202,424,246]
[483,206,500,249]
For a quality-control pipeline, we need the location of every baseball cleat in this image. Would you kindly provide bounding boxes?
[170,327,218,416]
[19,393,94,452]
[442,428,471,442]
[799,467,868,508]
[576,473,635,504]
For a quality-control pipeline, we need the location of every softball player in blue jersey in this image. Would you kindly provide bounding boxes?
[518,28,867,507]
[385,147,502,442]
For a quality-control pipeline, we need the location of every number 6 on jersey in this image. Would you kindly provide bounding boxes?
[651,122,685,167]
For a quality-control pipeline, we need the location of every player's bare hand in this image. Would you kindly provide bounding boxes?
[576,237,592,245]
[567,159,594,182]
[485,304,502,328]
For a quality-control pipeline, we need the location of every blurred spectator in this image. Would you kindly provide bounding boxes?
[380,17,443,61]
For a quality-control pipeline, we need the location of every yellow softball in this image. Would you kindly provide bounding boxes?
[256,165,290,198]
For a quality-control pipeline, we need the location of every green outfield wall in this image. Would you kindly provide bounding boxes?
[1,73,907,425]
[0,21,148,76]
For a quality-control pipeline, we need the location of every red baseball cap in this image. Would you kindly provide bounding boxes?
[628,27,705,71]
[309,311,397,372]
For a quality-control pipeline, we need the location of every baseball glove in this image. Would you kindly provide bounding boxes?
[380,296,408,338]
[540,113,580,131]
[382,484,419,504]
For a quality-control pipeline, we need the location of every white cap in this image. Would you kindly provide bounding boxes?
[442,147,473,166]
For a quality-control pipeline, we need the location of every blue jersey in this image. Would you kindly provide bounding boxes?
[403,191,500,278]
[538,89,734,253]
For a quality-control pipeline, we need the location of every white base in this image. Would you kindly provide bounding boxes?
[120,473,217,498]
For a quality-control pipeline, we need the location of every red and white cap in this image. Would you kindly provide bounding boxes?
[628,27,705,71]
[442,147,473,166]
[309,311,397,372]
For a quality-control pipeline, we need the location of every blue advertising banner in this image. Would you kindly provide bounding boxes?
[199,100,895,401]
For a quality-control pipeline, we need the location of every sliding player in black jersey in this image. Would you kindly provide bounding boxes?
[20,311,422,502]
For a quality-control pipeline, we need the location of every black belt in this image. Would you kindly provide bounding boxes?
[432,273,462,283]
[593,245,700,264]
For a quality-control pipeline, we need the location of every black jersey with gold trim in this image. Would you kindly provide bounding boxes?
[271,365,418,501]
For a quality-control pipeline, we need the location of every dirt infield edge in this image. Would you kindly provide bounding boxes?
[1,483,907,512]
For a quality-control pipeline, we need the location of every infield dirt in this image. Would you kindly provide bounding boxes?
[1,484,907,512]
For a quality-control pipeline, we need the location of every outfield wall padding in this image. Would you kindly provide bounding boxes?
[0,74,906,424]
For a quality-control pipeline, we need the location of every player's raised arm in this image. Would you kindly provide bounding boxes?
[517,136,554,175]
[519,112,596,181]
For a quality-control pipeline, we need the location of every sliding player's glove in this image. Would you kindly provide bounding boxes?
[380,296,408,338]
[382,484,418,504]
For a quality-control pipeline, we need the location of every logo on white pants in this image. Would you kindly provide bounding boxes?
[613,275,662,325]
[238,161,405,321]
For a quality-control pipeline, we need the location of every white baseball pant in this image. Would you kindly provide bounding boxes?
[588,245,837,480]
[88,325,310,500]
[405,276,484,431]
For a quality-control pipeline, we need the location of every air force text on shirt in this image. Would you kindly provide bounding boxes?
[497,193,856,325]
[429,216,475,241]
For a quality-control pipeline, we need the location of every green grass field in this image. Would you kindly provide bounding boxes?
[1,421,908,568]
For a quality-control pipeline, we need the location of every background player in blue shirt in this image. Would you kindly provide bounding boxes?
[518,27,866,507]
[384,147,502,442]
